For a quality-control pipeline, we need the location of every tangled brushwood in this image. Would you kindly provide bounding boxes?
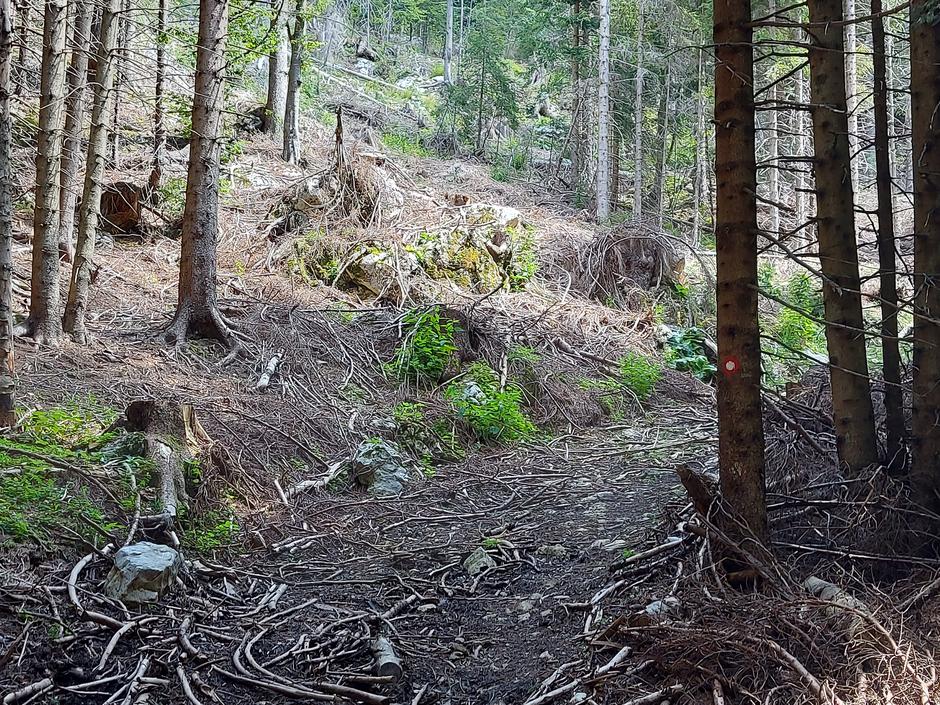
[539,462,940,705]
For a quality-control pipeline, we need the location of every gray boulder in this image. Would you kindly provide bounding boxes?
[351,439,413,496]
[104,542,183,604]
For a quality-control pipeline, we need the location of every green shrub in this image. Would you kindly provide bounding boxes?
[508,225,538,290]
[446,363,536,442]
[390,308,459,383]
[430,61,445,79]
[618,352,662,400]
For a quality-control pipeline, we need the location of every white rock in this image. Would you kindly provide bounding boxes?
[104,542,183,604]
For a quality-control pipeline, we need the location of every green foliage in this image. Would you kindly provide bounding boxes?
[382,131,432,157]
[390,308,459,383]
[184,507,239,552]
[508,225,538,289]
[664,327,716,382]
[446,363,536,442]
[430,61,445,79]
[618,352,663,400]
[392,401,464,466]
[508,345,540,367]
[159,177,187,217]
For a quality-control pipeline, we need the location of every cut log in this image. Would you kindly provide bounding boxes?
[371,636,402,682]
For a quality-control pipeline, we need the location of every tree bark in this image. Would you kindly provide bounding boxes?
[25,0,68,345]
[794,28,810,235]
[165,0,232,346]
[632,4,645,220]
[871,0,905,469]
[807,0,878,474]
[714,0,767,541]
[0,0,15,426]
[282,0,305,164]
[109,0,129,166]
[595,0,611,221]
[443,0,453,84]
[62,0,121,343]
[262,0,290,140]
[910,0,940,505]
[766,0,781,237]
[149,0,167,198]
[58,0,94,263]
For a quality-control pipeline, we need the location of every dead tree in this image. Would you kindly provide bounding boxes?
[262,0,290,141]
[714,0,767,540]
[806,0,878,473]
[165,0,233,346]
[63,0,122,343]
[24,0,68,345]
[282,0,305,164]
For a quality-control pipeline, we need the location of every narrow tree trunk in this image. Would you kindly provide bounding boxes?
[443,0,453,84]
[570,0,582,195]
[0,0,15,425]
[651,67,669,227]
[794,39,810,233]
[58,0,93,263]
[910,0,940,504]
[714,0,767,541]
[262,0,290,140]
[691,47,705,247]
[807,0,878,473]
[149,0,167,198]
[767,0,781,236]
[610,100,620,210]
[165,0,232,346]
[596,0,611,221]
[844,0,859,188]
[62,0,121,343]
[282,0,305,164]
[25,0,68,345]
[870,0,905,469]
[109,0,129,166]
[13,0,27,96]
[632,4,645,220]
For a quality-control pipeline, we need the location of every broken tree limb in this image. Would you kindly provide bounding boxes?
[371,636,402,682]
[255,353,283,391]
[676,464,717,517]
[2,679,54,705]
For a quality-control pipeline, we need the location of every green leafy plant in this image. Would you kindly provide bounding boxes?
[508,225,538,289]
[445,363,536,442]
[389,308,459,383]
[382,131,432,157]
[664,327,716,382]
[618,352,663,400]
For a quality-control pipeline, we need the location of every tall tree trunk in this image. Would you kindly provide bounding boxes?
[871,0,905,469]
[714,0,767,541]
[767,0,781,236]
[443,0,453,84]
[282,0,305,164]
[13,0,27,96]
[632,4,645,220]
[807,0,878,473]
[149,0,167,197]
[109,0,129,166]
[794,38,810,234]
[0,0,15,425]
[910,0,940,504]
[58,0,93,263]
[651,67,669,228]
[844,0,859,188]
[610,98,620,210]
[570,0,582,196]
[165,0,232,346]
[262,0,289,140]
[25,0,68,345]
[596,0,611,221]
[691,47,705,247]
[62,0,120,343]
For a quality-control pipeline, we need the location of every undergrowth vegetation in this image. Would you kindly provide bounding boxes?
[389,308,458,383]
[445,362,537,442]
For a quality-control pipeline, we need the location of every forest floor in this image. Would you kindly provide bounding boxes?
[0,107,721,704]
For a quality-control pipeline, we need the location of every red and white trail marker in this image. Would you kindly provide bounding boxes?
[721,356,740,378]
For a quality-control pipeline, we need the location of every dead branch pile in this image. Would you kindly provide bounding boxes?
[562,463,940,705]
[571,223,684,303]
